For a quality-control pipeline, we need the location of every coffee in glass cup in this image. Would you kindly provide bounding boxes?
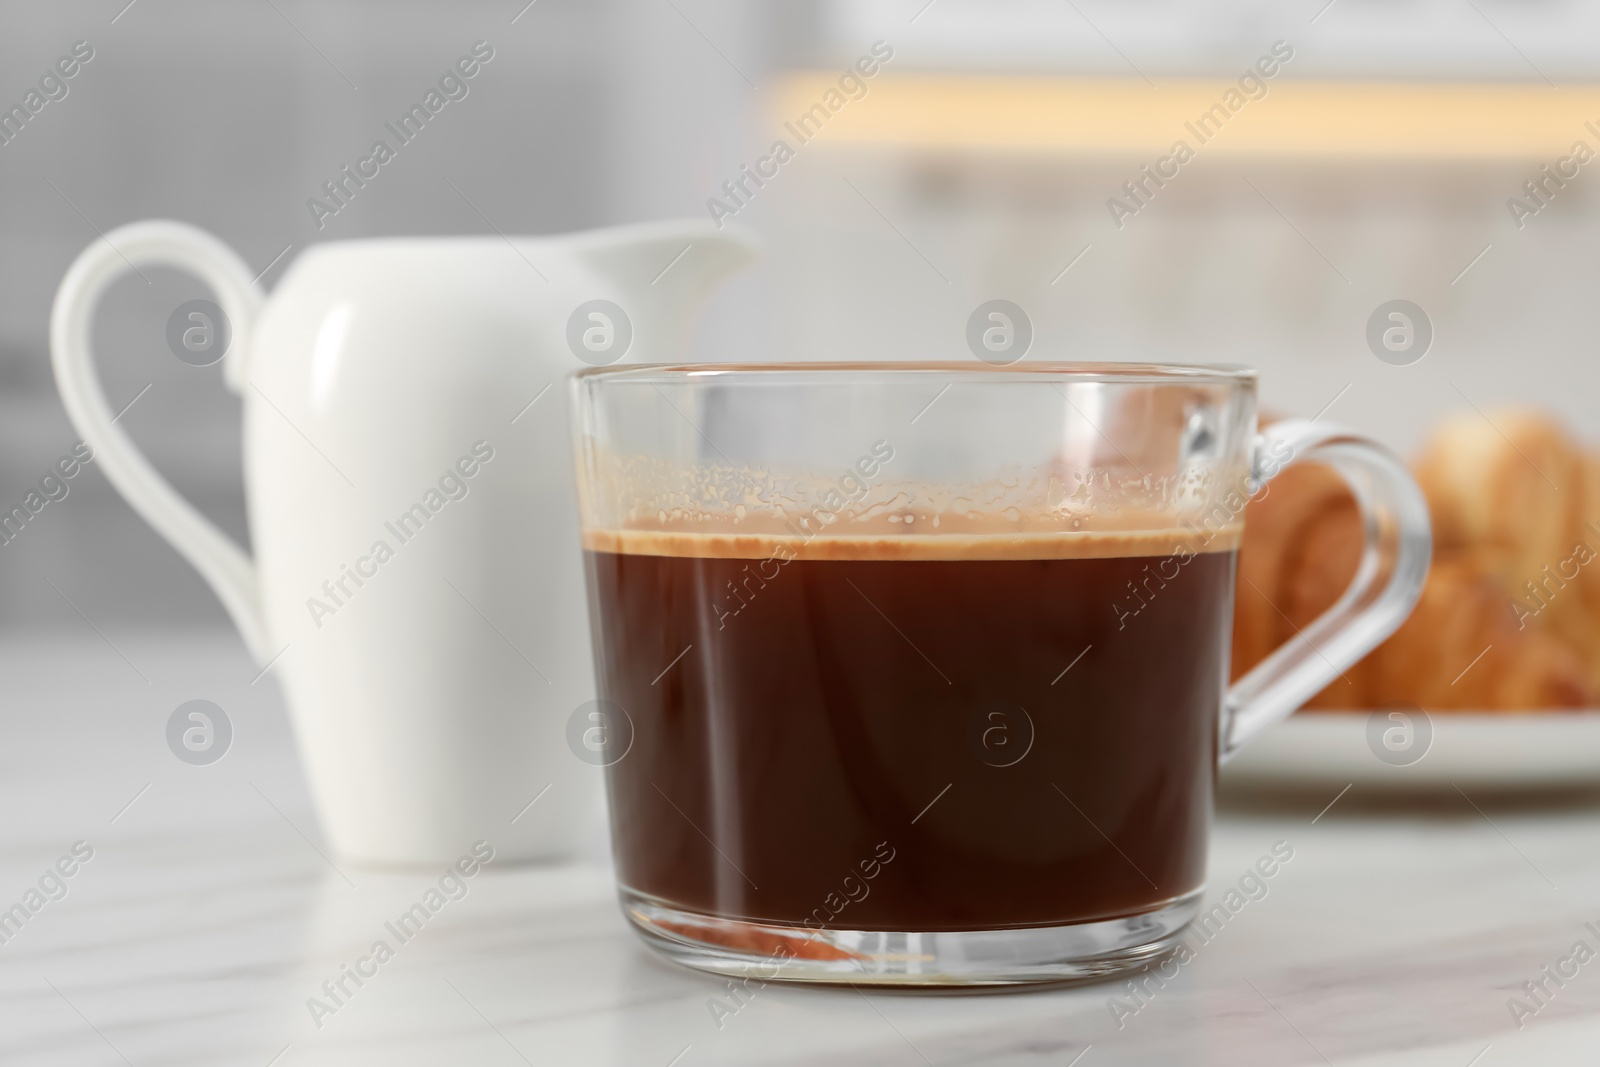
[572,363,1429,985]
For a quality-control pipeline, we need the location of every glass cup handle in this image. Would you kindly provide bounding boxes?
[1220,419,1433,761]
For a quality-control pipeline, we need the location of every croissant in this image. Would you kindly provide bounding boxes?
[1575,455,1600,691]
[1229,459,1351,688]
[1414,411,1600,695]
[1230,457,1368,707]
[1413,409,1584,591]
[1361,558,1590,710]
[1232,411,1599,711]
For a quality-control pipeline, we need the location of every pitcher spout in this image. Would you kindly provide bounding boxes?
[561,220,758,361]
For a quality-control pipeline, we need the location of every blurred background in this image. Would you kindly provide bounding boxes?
[4,0,1599,629]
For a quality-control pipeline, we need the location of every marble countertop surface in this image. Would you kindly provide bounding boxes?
[4,630,1599,1066]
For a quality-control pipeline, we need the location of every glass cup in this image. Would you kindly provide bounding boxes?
[570,362,1430,985]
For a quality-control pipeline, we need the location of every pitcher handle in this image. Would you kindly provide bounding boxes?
[50,220,271,662]
[1220,418,1432,760]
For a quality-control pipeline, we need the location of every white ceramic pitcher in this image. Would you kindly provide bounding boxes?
[51,219,756,865]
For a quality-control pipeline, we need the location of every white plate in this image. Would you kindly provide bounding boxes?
[1220,711,1600,790]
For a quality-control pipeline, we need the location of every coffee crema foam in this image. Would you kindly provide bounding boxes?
[581,526,1242,561]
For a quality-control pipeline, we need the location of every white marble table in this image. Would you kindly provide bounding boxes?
[3,630,1599,1065]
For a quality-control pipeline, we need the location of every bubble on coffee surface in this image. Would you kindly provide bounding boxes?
[581,451,1247,541]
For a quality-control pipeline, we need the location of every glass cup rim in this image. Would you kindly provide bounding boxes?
[573,361,1257,387]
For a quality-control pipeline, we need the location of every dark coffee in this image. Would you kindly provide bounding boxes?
[583,529,1237,932]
